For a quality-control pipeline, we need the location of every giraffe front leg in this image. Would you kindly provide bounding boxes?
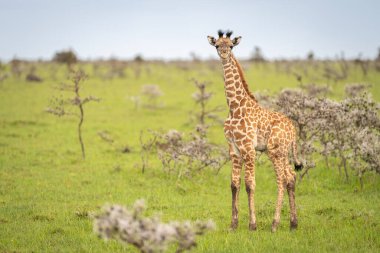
[269,154,286,233]
[241,145,257,231]
[229,143,242,230]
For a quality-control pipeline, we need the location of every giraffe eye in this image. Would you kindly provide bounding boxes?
[230,46,233,49]
[215,45,219,49]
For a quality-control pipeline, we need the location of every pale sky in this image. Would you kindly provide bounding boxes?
[0,0,379,61]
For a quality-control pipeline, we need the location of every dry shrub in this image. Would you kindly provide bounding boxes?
[26,73,43,82]
[94,199,215,253]
[140,127,229,179]
[267,83,379,185]
[141,84,164,109]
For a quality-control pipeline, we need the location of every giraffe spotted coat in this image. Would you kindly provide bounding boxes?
[208,30,303,232]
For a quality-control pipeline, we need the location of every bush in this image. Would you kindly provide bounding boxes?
[141,84,164,109]
[140,127,229,179]
[94,199,215,253]
[262,83,380,185]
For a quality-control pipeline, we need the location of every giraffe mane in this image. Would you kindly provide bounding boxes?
[231,54,257,102]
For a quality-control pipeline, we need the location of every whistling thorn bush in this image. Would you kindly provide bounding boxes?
[94,199,215,253]
[141,84,164,109]
[154,128,229,177]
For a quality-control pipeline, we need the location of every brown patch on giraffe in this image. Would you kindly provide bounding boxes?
[226,85,235,91]
[233,131,245,140]
[230,101,239,110]
[237,125,245,131]
[226,74,233,79]
[244,144,253,151]
[233,109,241,118]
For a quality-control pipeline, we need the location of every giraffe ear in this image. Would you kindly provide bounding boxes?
[232,36,242,46]
[207,36,216,46]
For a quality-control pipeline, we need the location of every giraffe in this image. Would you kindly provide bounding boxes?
[207,30,303,232]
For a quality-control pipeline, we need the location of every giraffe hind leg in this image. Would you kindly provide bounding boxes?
[268,151,286,233]
[285,161,298,230]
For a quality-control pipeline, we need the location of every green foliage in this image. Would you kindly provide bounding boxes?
[0,60,379,252]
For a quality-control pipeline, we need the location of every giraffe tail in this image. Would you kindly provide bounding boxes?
[292,141,303,171]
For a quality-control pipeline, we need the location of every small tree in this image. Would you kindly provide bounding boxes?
[53,50,78,69]
[139,130,158,174]
[10,58,23,78]
[46,70,99,159]
[353,54,370,77]
[0,61,8,84]
[376,47,380,62]
[306,51,315,61]
[191,79,223,126]
[250,46,265,63]
[134,54,144,63]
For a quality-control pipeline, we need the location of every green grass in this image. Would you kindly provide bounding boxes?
[0,61,379,252]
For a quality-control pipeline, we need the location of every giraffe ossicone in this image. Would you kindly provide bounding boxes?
[208,30,303,232]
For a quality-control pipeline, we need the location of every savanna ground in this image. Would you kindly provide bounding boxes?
[0,59,379,252]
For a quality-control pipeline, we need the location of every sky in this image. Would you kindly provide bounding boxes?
[0,0,379,61]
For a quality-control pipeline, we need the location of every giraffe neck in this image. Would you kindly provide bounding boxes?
[222,54,257,112]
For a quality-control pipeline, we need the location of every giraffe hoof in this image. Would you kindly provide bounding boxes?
[271,220,279,233]
[290,220,298,230]
[249,223,257,231]
[230,221,238,231]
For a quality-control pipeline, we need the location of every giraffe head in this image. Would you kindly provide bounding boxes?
[208,30,241,60]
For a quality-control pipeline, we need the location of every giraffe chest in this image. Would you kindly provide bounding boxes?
[224,117,269,151]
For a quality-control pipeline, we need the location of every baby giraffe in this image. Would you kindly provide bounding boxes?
[207,30,303,232]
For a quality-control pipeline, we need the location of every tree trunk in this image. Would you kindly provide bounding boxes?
[78,103,85,159]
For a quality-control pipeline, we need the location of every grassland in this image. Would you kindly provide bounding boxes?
[0,60,379,252]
